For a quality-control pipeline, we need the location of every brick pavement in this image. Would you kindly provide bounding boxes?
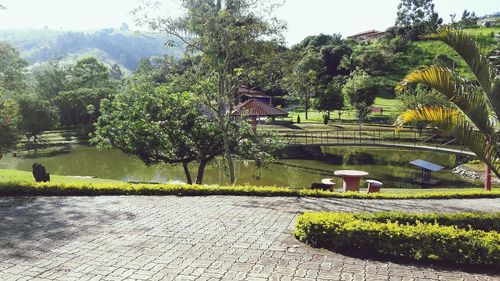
[0,196,499,281]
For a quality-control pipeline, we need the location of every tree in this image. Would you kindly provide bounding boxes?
[285,49,323,119]
[396,0,438,27]
[33,60,67,100]
[396,28,500,190]
[396,86,450,132]
[54,57,116,128]
[67,57,110,88]
[394,0,442,41]
[55,87,115,127]
[109,64,124,80]
[17,94,58,144]
[0,42,28,95]
[93,77,272,185]
[459,10,478,28]
[0,92,18,154]
[342,71,377,125]
[315,81,344,119]
[135,0,285,184]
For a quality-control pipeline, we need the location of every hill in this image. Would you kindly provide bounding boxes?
[0,28,185,73]
[410,27,499,79]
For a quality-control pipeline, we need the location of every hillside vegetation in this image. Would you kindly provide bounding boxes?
[410,27,499,79]
[0,28,185,72]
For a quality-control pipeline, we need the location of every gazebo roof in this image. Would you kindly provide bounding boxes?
[231,99,288,117]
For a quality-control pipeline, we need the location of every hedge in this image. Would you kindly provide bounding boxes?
[0,181,499,199]
[354,211,500,232]
[293,212,500,266]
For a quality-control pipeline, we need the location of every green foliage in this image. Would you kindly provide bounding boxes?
[0,41,28,94]
[285,49,324,119]
[0,180,499,199]
[33,60,67,100]
[67,57,110,88]
[16,94,58,142]
[340,42,394,75]
[0,94,19,153]
[293,212,500,266]
[55,87,115,127]
[353,211,500,232]
[315,80,344,115]
[459,10,479,28]
[342,71,378,123]
[397,28,500,179]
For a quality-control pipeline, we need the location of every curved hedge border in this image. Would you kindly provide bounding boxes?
[293,212,500,266]
[0,181,499,199]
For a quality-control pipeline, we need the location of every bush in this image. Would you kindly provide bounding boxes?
[354,211,500,232]
[0,181,499,199]
[293,212,500,266]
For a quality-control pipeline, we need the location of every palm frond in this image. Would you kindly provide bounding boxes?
[397,106,500,178]
[427,28,500,117]
[399,66,496,140]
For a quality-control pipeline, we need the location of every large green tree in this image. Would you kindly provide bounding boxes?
[0,42,28,95]
[342,71,378,125]
[33,60,67,100]
[93,76,274,185]
[17,94,58,144]
[136,0,285,184]
[0,92,18,155]
[315,80,344,120]
[285,49,324,119]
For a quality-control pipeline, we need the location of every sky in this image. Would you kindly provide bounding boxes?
[0,0,498,45]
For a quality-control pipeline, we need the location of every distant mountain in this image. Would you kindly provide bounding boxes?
[0,28,185,73]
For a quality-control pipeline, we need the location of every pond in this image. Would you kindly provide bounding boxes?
[0,144,480,189]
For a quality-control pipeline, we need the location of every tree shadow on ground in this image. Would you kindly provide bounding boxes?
[0,197,136,260]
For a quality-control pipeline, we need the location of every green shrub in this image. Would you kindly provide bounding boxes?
[293,212,500,266]
[354,211,500,232]
[0,181,499,199]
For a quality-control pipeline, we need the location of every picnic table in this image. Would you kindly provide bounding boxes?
[334,170,369,192]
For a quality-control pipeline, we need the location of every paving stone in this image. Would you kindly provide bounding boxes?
[0,196,499,280]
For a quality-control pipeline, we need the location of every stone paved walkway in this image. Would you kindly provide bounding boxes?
[0,196,499,281]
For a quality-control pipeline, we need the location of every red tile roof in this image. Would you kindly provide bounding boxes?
[231,99,288,117]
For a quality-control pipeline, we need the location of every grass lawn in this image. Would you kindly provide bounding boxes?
[0,169,123,184]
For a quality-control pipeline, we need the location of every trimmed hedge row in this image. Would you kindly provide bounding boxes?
[354,211,500,232]
[0,181,499,199]
[293,212,500,266]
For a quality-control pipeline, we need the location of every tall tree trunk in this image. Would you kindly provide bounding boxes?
[305,98,309,120]
[222,128,235,184]
[196,160,208,185]
[182,162,193,185]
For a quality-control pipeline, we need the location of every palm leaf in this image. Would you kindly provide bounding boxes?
[397,106,500,178]
[427,28,500,118]
[399,66,496,141]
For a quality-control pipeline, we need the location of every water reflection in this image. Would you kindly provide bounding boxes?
[0,144,480,189]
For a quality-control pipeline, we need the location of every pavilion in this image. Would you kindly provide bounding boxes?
[231,98,288,132]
